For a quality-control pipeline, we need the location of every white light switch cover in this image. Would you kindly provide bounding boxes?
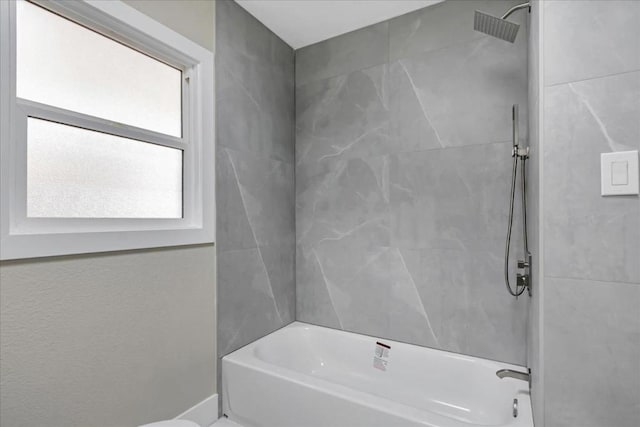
[601,150,639,196]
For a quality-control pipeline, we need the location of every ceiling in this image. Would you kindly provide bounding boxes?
[235,0,445,49]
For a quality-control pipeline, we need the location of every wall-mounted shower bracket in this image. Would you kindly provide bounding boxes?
[513,146,529,159]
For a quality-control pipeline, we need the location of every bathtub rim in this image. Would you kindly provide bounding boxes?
[225,321,529,371]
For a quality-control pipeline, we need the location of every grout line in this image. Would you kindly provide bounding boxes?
[293,46,298,321]
[220,144,294,168]
[544,274,640,287]
[296,140,517,169]
[545,68,640,88]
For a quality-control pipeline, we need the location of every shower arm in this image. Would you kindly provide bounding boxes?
[501,3,530,20]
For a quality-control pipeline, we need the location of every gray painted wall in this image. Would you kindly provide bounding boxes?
[215,0,295,366]
[123,0,215,52]
[0,2,217,427]
[541,1,640,426]
[295,0,530,365]
[0,247,216,427]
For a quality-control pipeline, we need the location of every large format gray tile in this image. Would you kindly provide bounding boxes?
[544,277,640,427]
[295,153,398,342]
[331,246,438,347]
[293,0,529,366]
[296,64,390,166]
[295,143,528,362]
[216,49,294,164]
[544,0,640,86]
[217,248,284,356]
[389,34,528,149]
[296,22,388,87]
[389,0,528,62]
[389,142,525,254]
[404,247,528,364]
[387,60,443,152]
[216,149,256,253]
[296,245,343,329]
[216,0,295,387]
[296,155,390,254]
[216,0,293,73]
[544,72,640,284]
[298,243,439,348]
[225,148,295,250]
[261,244,296,325]
[218,147,295,327]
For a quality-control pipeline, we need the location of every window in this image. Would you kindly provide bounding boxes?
[1,0,215,259]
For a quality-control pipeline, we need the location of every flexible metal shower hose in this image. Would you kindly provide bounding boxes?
[504,154,528,297]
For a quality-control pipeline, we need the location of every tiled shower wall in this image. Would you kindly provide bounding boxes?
[541,1,640,426]
[296,0,530,364]
[526,1,542,425]
[216,0,295,364]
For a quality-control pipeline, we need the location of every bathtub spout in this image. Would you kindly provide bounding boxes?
[496,369,530,382]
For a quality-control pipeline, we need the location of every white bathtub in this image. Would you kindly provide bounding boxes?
[222,322,533,427]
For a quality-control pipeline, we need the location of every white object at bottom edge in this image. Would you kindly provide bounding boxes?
[210,418,244,427]
[140,421,200,427]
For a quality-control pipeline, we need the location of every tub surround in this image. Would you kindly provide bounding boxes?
[525,2,542,425]
[215,0,296,374]
[295,0,529,365]
[538,1,640,426]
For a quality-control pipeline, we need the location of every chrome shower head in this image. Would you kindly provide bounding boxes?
[473,2,529,43]
[474,10,520,43]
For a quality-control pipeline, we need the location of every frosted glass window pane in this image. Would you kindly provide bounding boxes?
[27,118,183,218]
[17,1,182,137]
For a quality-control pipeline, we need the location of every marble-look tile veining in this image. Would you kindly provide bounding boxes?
[225,149,284,324]
[544,71,640,284]
[296,64,391,166]
[296,21,388,87]
[295,0,529,364]
[396,247,440,347]
[390,34,528,149]
[217,51,294,164]
[216,0,295,368]
[218,248,285,355]
[389,0,527,62]
[311,249,344,329]
[567,82,628,152]
[394,60,444,148]
[541,3,640,426]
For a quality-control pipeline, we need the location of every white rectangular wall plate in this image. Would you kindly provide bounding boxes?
[601,150,639,196]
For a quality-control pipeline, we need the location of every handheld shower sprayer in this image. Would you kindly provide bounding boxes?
[505,105,531,298]
[473,4,533,297]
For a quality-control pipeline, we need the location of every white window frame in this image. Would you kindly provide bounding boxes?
[0,0,215,260]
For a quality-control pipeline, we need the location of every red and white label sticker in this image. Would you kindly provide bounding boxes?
[373,341,390,371]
